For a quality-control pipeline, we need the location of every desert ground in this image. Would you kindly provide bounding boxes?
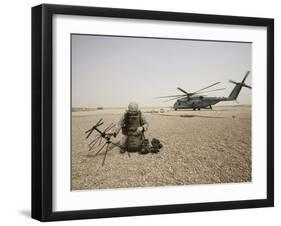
[71,105,251,190]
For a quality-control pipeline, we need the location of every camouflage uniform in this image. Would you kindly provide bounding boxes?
[113,103,148,151]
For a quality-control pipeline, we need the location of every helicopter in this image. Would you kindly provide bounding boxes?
[157,71,251,111]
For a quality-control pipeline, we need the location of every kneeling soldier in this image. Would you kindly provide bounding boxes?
[109,102,148,153]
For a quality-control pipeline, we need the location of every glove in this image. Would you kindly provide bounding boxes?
[136,126,144,134]
[105,133,116,139]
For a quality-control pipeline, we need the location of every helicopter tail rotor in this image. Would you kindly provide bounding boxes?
[229,71,251,89]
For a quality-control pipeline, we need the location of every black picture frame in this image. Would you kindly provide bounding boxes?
[32,3,274,222]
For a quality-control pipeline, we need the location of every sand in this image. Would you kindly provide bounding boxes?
[71,105,251,190]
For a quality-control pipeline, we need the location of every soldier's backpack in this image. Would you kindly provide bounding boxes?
[124,111,143,152]
[127,134,142,152]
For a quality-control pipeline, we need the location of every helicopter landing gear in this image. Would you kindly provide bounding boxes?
[210,105,213,110]
[193,108,196,111]
[198,108,201,111]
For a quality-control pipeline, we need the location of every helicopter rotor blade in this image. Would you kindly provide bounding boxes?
[192,82,220,94]
[243,84,252,89]
[155,94,186,99]
[241,71,250,84]
[229,80,239,85]
[177,87,190,95]
[164,96,185,102]
[196,88,226,95]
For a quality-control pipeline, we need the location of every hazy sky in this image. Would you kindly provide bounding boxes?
[72,34,252,108]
